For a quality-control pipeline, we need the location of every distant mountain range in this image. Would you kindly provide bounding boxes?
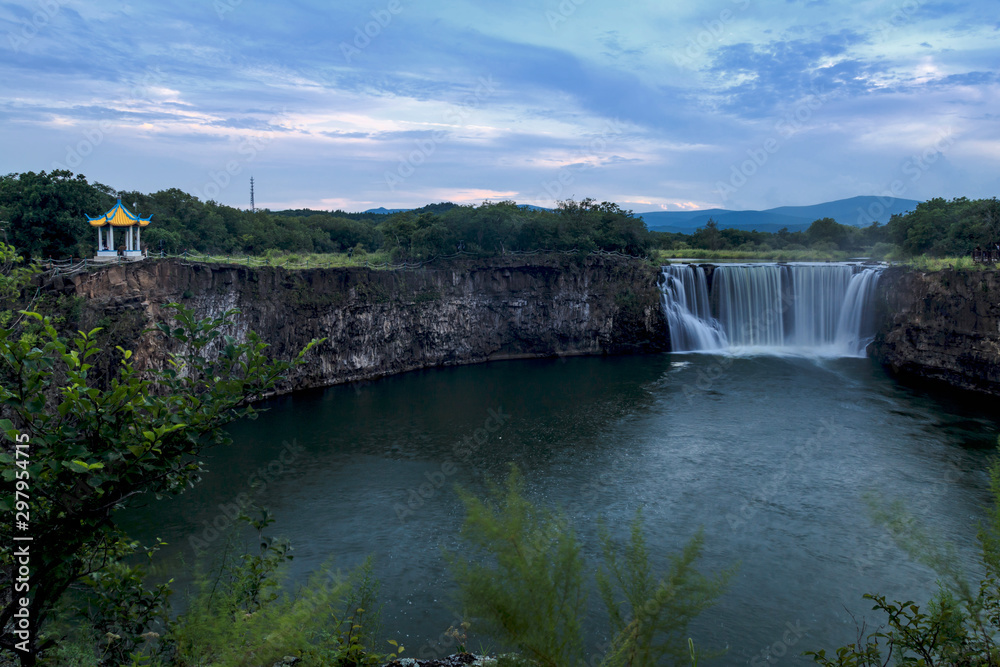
[638,196,921,233]
[362,204,550,214]
[360,196,922,233]
[362,207,409,215]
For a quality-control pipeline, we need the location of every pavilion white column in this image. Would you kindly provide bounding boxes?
[97,228,101,252]
[128,226,133,251]
[136,225,141,252]
[109,226,114,250]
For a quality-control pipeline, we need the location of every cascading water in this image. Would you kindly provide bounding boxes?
[660,265,726,351]
[660,263,883,357]
[833,267,882,353]
[713,264,786,347]
[787,265,854,348]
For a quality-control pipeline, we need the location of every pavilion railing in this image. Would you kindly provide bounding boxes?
[972,248,1000,264]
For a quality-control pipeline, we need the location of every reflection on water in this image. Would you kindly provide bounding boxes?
[121,354,999,665]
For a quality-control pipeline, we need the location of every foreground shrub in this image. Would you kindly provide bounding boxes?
[169,513,400,667]
[807,439,1000,665]
[449,466,732,666]
[0,293,321,664]
[598,514,733,667]
[449,467,586,667]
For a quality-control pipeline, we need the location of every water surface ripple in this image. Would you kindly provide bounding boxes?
[122,354,999,665]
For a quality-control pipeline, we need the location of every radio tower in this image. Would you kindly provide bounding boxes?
[250,176,256,214]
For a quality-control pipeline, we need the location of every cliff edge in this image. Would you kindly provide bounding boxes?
[871,266,1000,395]
[65,255,669,394]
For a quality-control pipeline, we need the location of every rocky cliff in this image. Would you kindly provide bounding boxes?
[64,255,669,393]
[50,259,1000,396]
[871,266,1000,395]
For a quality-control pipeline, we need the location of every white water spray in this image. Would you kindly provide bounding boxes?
[660,263,883,357]
[661,265,726,351]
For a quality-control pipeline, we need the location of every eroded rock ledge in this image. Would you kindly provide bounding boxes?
[871,266,1000,396]
[52,258,1000,397]
[65,255,669,394]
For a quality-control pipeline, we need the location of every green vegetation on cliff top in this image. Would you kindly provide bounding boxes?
[1,171,996,264]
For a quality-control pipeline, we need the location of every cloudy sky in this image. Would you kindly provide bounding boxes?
[1,0,997,213]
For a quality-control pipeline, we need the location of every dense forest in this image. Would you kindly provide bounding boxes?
[1,170,997,261]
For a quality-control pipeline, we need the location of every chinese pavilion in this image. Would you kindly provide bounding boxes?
[88,198,152,261]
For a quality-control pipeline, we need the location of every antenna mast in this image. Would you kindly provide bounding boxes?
[250,176,256,214]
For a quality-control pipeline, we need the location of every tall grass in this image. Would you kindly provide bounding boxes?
[907,255,995,272]
[178,250,395,270]
[652,248,855,262]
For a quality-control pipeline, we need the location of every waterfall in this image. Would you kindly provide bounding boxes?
[660,263,882,357]
[834,268,881,353]
[788,265,853,349]
[660,265,726,352]
[713,265,786,347]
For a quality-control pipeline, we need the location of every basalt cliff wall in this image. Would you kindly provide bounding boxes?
[62,256,669,393]
[54,259,1000,397]
[871,266,1000,395]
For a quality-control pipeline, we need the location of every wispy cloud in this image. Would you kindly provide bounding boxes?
[1,0,997,211]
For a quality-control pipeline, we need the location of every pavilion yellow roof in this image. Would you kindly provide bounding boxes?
[88,199,152,227]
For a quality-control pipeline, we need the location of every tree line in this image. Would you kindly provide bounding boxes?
[0,172,647,261]
[1,171,997,261]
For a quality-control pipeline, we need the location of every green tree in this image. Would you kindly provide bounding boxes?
[888,197,953,256]
[453,200,522,253]
[550,198,649,254]
[691,219,722,251]
[0,171,115,259]
[0,243,36,328]
[885,197,1000,257]
[0,297,321,665]
[806,218,851,250]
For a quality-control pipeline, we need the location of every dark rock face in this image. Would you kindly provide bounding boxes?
[871,266,1000,395]
[63,259,1000,397]
[69,256,670,394]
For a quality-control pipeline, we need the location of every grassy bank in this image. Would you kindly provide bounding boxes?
[652,248,858,262]
[906,255,998,271]
[176,249,396,269]
[159,248,996,272]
